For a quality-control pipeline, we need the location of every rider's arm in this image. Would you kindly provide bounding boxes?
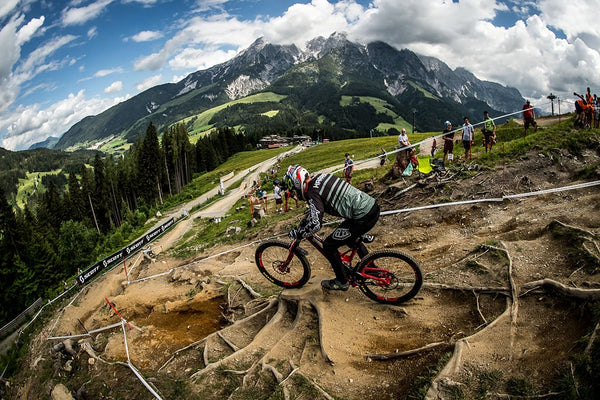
[297,196,324,238]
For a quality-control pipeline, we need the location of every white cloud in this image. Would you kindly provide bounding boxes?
[136,74,163,91]
[130,30,163,42]
[261,0,361,45]
[0,14,49,114]
[169,47,238,70]
[133,13,260,71]
[172,72,191,83]
[0,16,23,84]
[0,90,124,150]
[16,15,45,45]
[94,67,123,77]
[104,80,122,93]
[122,0,161,6]
[0,0,19,20]
[87,26,98,39]
[539,0,600,49]
[61,0,114,26]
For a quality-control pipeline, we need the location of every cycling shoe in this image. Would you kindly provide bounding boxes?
[321,278,349,291]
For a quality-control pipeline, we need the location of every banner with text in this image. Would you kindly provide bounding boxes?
[77,217,175,285]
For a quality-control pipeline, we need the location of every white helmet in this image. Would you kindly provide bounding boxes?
[284,164,309,199]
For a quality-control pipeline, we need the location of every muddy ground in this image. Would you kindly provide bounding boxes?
[6,138,600,400]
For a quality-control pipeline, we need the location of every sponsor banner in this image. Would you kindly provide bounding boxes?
[77,217,175,285]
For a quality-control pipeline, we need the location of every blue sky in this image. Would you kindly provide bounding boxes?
[1,0,599,150]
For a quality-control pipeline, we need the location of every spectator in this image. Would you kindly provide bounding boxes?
[430,136,437,157]
[574,91,594,128]
[256,186,267,210]
[585,87,594,105]
[398,128,410,149]
[594,95,600,128]
[462,116,474,161]
[344,152,354,184]
[522,100,538,136]
[284,189,299,212]
[574,93,586,127]
[481,110,496,153]
[442,121,454,164]
[396,128,413,169]
[379,147,388,166]
[273,179,283,213]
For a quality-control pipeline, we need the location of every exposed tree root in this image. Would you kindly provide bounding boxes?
[426,241,519,400]
[426,231,600,400]
[306,298,333,364]
[158,297,278,372]
[366,341,448,360]
[236,278,262,299]
[521,279,600,299]
[488,391,565,399]
[190,299,287,379]
[585,322,600,355]
[422,282,510,296]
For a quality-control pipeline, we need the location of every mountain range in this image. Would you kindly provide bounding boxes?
[50,32,525,151]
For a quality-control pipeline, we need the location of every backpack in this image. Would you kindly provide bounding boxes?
[401,163,413,177]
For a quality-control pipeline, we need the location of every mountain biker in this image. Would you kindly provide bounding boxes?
[284,164,380,291]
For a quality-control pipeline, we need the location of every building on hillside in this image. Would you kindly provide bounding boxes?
[291,135,312,145]
[257,134,313,149]
[257,135,289,149]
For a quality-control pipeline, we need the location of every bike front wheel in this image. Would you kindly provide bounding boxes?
[356,250,422,305]
[255,240,311,288]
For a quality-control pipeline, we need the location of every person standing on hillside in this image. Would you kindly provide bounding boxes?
[462,116,474,161]
[430,136,437,157]
[594,94,600,129]
[379,147,388,167]
[442,121,454,164]
[344,152,354,184]
[273,179,283,213]
[522,100,538,136]
[396,128,413,170]
[481,110,496,153]
[398,128,411,152]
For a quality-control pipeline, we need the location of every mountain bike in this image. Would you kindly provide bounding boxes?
[254,233,422,305]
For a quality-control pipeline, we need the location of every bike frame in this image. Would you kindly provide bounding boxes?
[287,234,394,287]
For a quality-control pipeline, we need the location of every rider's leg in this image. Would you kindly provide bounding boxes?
[322,203,380,281]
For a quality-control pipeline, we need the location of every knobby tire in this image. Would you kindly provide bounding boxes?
[255,240,311,288]
[357,249,422,305]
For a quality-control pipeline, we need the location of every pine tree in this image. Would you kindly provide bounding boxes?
[136,122,163,205]
[92,154,112,232]
[0,187,20,322]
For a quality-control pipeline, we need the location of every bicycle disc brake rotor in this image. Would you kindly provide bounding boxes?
[272,260,290,275]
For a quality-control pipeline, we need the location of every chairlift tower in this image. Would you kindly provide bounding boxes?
[547,93,557,116]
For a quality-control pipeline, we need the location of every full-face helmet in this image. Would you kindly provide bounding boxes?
[283,164,309,199]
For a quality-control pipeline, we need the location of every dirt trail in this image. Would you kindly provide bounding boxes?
[7,135,600,400]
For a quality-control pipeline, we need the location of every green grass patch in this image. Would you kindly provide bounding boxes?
[406,80,439,100]
[160,146,290,211]
[340,95,399,118]
[175,92,287,137]
[261,110,280,117]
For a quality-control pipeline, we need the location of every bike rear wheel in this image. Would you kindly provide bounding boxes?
[255,240,311,288]
[356,250,422,305]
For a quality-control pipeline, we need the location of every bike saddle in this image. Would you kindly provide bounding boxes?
[360,234,375,243]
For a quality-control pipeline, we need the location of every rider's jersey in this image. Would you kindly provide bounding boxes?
[297,173,376,237]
